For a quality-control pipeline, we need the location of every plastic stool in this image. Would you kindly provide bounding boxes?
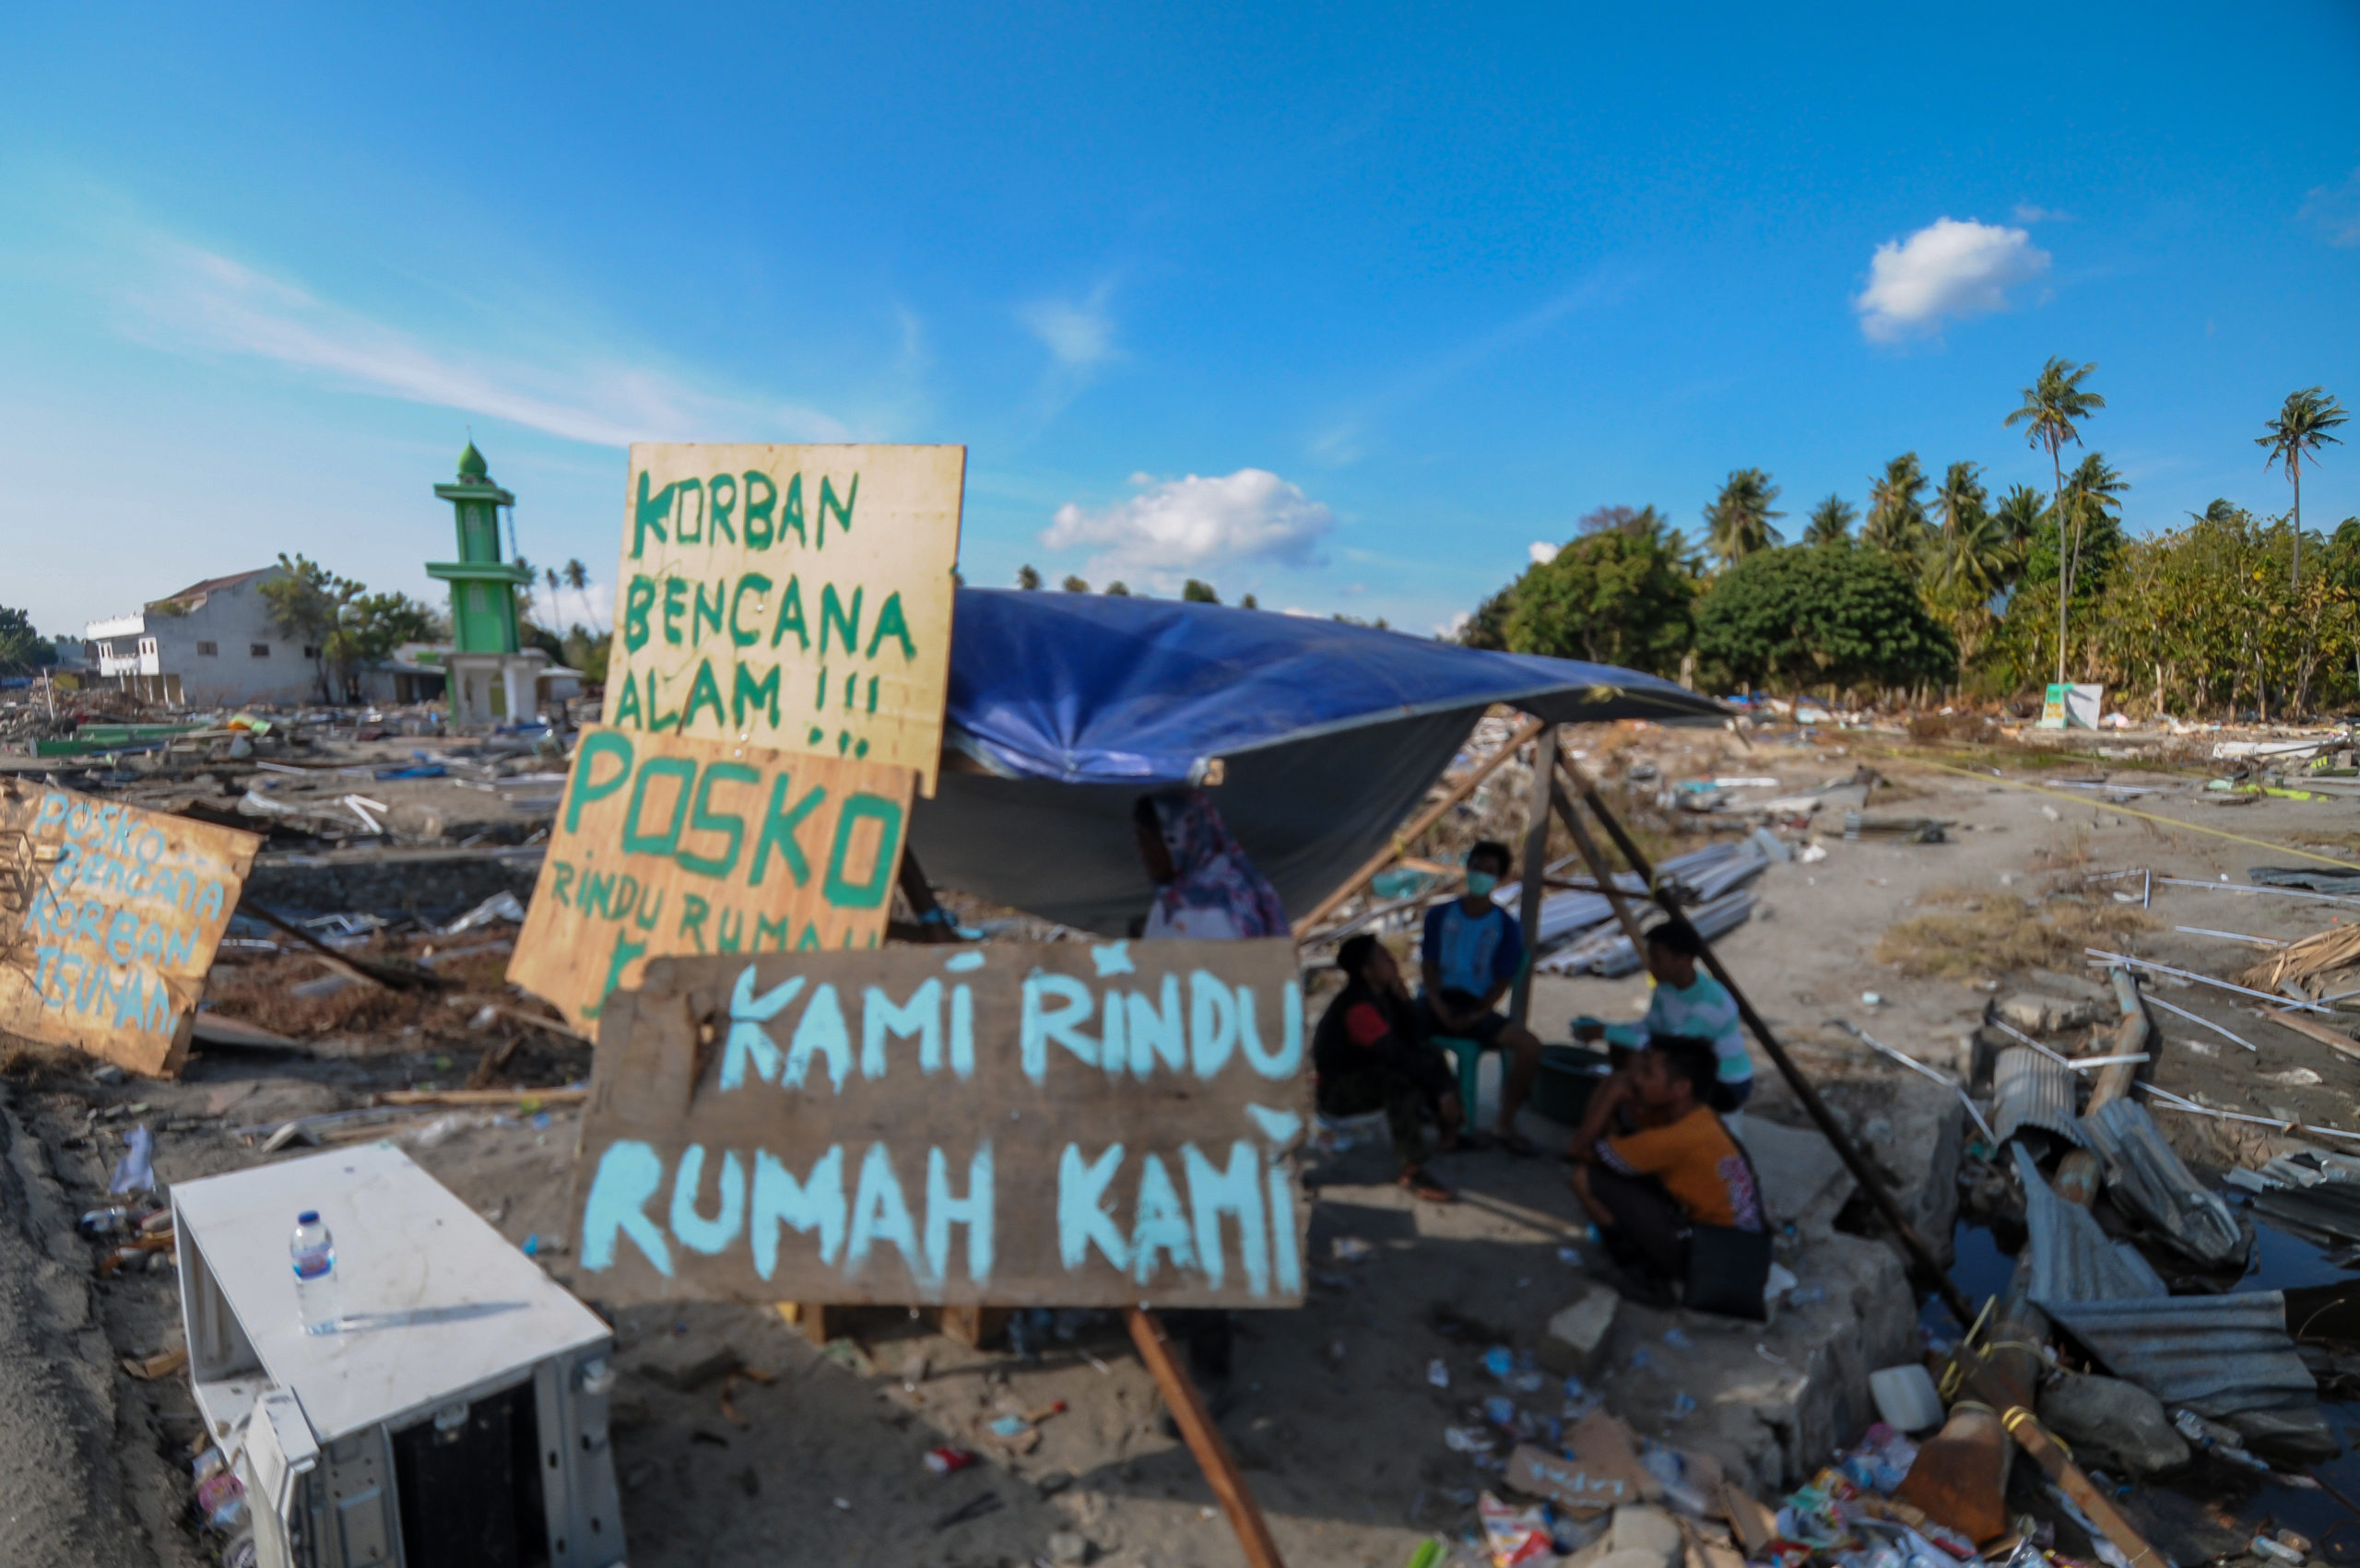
[1435,1035,1485,1114]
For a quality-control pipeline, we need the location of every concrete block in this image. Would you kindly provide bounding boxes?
[635,1338,741,1391]
[2037,1373,2188,1479]
[1611,1505,1684,1567]
[1740,1118,1852,1237]
[1540,1284,1621,1378]
[1997,992,2110,1032]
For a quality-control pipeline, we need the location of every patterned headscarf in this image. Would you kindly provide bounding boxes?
[1148,791,1290,938]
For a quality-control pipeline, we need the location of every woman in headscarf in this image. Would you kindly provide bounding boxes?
[1133,792,1290,940]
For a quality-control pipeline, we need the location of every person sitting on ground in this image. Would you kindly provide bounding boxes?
[1418,841,1546,1154]
[1315,935,1466,1203]
[1567,1033,1765,1306]
[1568,919,1754,1153]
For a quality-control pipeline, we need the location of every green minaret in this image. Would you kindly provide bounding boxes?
[426,442,531,653]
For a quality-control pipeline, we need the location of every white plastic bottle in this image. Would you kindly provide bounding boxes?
[290,1211,339,1335]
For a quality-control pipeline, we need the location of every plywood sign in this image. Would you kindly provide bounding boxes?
[507,726,914,1032]
[569,938,1312,1309]
[608,443,963,793]
[0,780,261,1077]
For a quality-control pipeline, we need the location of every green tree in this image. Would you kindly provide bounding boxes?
[1017,564,1044,590]
[1802,495,1857,548]
[259,554,365,701]
[1498,528,1697,676]
[1239,593,1259,609]
[1182,579,1221,603]
[1702,469,1785,566]
[1861,454,1930,560]
[562,558,596,631]
[2259,386,2348,592]
[2003,357,2106,685]
[0,606,55,676]
[1103,582,1131,596]
[1694,546,1956,696]
[1993,485,2047,556]
[1060,574,1090,593]
[1457,586,1513,650]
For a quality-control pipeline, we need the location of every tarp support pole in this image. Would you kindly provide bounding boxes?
[1509,725,1557,1026]
[1291,713,1543,937]
[1546,772,1650,954]
[1127,1307,1287,1568]
[1557,754,1976,1327]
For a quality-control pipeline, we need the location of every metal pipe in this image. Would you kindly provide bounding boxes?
[1827,1020,1997,1144]
[1560,755,1976,1326]
[2083,948,2332,1015]
[2138,989,2260,1052]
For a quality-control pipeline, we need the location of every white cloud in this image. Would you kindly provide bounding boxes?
[2299,169,2360,247]
[1044,469,1335,584]
[1438,610,1472,638]
[1021,284,1116,370]
[525,576,615,633]
[1528,540,1557,565]
[2012,204,2071,225]
[121,241,852,446]
[1853,218,2051,342]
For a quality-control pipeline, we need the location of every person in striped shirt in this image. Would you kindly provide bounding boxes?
[1568,920,1754,1157]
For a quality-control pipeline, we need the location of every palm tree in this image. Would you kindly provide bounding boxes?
[562,558,597,632]
[1932,461,1989,540]
[2061,453,2128,584]
[1702,469,1785,565]
[2003,357,2105,685]
[1861,454,1930,560]
[543,565,564,629]
[2259,387,2349,592]
[1993,485,2047,561]
[1802,494,1857,547]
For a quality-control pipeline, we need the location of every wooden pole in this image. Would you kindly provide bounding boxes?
[1953,1355,2166,1568]
[1509,726,1557,1026]
[1557,757,1976,1326]
[1546,779,1650,953]
[1126,1307,1285,1568]
[1291,713,1543,937]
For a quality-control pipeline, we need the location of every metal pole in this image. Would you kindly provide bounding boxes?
[1509,726,1556,1026]
[1558,755,1976,1326]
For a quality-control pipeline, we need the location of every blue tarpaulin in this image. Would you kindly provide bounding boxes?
[911,590,1725,936]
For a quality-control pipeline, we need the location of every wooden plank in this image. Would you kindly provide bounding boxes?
[1291,713,1543,937]
[505,727,915,1032]
[0,779,261,1077]
[567,938,1312,1309]
[1509,726,1556,1026]
[606,443,963,793]
[1127,1307,1286,1568]
[2262,1007,2360,1065]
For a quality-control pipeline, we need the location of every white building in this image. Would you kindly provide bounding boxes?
[85,568,324,709]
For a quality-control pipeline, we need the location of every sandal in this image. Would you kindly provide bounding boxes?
[1398,1166,1456,1204]
[1493,1130,1541,1158]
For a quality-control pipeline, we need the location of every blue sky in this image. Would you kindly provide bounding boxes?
[7,3,2359,641]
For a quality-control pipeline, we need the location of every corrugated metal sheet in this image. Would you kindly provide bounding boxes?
[2081,1099,2248,1267]
[1991,1046,2085,1148]
[2044,1291,2319,1417]
[1538,889,1756,977]
[2018,1144,2166,1307]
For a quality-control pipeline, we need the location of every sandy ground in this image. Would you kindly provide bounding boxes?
[15,725,2360,1565]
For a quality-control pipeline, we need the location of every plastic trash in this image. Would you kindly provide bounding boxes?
[78,1206,131,1237]
[290,1211,339,1335]
[1479,1491,1554,1566]
[924,1445,977,1475]
[1869,1364,1945,1433]
[442,891,528,935]
[2251,1539,2304,1565]
[1427,1358,1451,1388]
[1667,1391,1697,1421]
[1557,1246,1583,1266]
[1662,1327,1693,1350]
[109,1126,155,1197]
[1481,1346,1516,1380]
[1331,1235,1375,1264]
[988,1414,1030,1437]
[1444,1425,1494,1453]
[1482,1395,1516,1427]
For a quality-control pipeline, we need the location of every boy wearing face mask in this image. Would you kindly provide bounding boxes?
[1418,841,1546,1154]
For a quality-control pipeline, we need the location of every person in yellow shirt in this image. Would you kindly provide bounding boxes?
[1568,1034,1764,1306]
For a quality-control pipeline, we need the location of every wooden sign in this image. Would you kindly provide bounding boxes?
[568,938,1312,1309]
[506,726,914,1031]
[608,443,963,793]
[0,780,261,1077]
